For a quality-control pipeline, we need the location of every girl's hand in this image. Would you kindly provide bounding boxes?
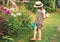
[46,13,49,18]
[42,14,46,19]
[12,3,17,8]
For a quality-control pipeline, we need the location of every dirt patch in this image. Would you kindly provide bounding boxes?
[50,33,57,42]
[50,25,60,42]
[57,25,60,32]
[51,34,57,40]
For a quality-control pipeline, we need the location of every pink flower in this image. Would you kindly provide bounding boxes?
[0,10,2,14]
[5,10,11,14]
[3,7,8,12]
[0,32,4,36]
[0,5,11,15]
[0,4,3,9]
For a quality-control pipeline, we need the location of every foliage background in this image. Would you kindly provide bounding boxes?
[22,0,56,13]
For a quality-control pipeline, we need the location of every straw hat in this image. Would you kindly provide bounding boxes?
[34,1,44,8]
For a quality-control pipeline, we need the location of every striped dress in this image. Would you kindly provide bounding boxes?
[35,9,46,28]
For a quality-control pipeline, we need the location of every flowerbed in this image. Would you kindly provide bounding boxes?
[0,4,32,42]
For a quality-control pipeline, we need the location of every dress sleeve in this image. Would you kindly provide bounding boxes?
[42,10,46,14]
[42,10,46,19]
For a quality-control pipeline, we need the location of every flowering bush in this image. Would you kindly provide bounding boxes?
[0,4,32,42]
[0,5,11,37]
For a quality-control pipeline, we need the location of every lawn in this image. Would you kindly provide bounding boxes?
[17,12,60,42]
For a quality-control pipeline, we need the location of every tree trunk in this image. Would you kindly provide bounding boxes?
[7,0,9,7]
[3,0,5,5]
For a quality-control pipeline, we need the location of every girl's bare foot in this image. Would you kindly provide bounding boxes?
[30,38,36,40]
[37,38,41,40]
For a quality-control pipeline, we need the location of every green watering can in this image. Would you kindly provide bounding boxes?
[31,22,35,30]
[27,22,35,30]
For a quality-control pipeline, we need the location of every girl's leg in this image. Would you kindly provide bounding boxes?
[33,26,37,38]
[30,26,37,40]
[37,28,41,40]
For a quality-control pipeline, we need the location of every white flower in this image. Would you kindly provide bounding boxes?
[11,13,17,17]
[13,15,16,17]
[11,12,21,17]
[16,13,21,16]
[10,8,15,11]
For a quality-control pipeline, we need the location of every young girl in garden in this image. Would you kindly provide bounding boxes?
[30,1,46,40]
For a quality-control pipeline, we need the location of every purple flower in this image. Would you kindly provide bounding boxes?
[0,10,2,14]
[5,10,11,14]
[3,7,7,12]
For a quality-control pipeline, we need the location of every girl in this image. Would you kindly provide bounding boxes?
[30,1,46,40]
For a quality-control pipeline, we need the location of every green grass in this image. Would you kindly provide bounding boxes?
[17,12,60,42]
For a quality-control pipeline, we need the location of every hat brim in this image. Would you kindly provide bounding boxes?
[34,4,43,8]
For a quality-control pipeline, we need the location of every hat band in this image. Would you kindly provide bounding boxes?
[35,4,42,6]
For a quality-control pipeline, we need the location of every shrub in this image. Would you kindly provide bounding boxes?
[5,12,32,41]
[43,0,56,12]
[24,1,37,13]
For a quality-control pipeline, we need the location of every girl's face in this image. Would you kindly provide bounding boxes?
[37,7,43,10]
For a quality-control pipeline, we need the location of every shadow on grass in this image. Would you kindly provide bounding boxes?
[29,40,41,42]
[29,40,36,42]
